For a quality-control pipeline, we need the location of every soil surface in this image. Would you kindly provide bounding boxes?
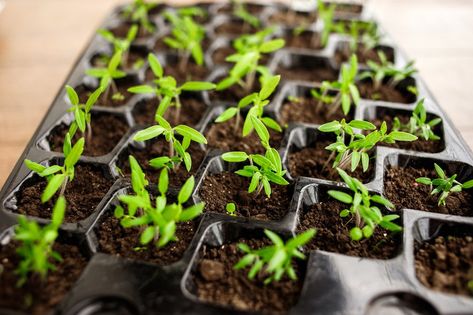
[357,79,416,104]
[216,3,265,15]
[298,191,402,259]
[90,49,147,72]
[415,233,473,297]
[327,2,363,14]
[77,81,135,108]
[206,116,284,154]
[132,95,207,127]
[370,111,444,153]
[47,113,129,157]
[334,45,395,65]
[288,140,375,183]
[214,20,258,37]
[14,164,114,222]
[200,172,292,221]
[96,211,198,265]
[277,64,337,83]
[145,60,210,84]
[268,11,316,28]
[279,94,351,125]
[117,138,205,187]
[384,166,473,216]
[193,238,304,314]
[212,46,235,66]
[0,241,88,315]
[109,22,155,39]
[284,31,322,50]
[209,77,262,103]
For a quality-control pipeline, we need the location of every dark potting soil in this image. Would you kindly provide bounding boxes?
[109,22,155,39]
[13,164,114,222]
[384,166,473,216]
[46,113,129,157]
[76,82,134,108]
[206,116,284,154]
[325,2,363,14]
[415,233,473,297]
[145,61,210,84]
[370,112,444,153]
[284,31,322,50]
[287,140,375,183]
[357,79,416,104]
[193,238,304,314]
[199,172,293,221]
[90,49,147,72]
[279,95,351,125]
[96,212,198,265]
[0,241,88,315]
[212,46,235,66]
[214,20,258,37]
[277,64,337,83]
[298,193,402,259]
[268,11,316,28]
[215,3,266,15]
[334,45,395,65]
[209,77,262,103]
[132,95,207,127]
[116,138,205,187]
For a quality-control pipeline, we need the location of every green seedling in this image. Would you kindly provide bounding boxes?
[24,135,84,202]
[133,114,207,172]
[335,20,379,57]
[319,119,417,172]
[14,196,66,286]
[98,24,140,69]
[163,10,206,71]
[114,156,204,247]
[235,229,316,284]
[86,51,127,104]
[309,81,336,114]
[128,53,215,124]
[318,0,337,47]
[65,85,102,143]
[221,146,288,197]
[359,51,417,90]
[468,280,473,294]
[233,0,260,29]
[215,74,282,144]
[121,0,157,36]
[416,163,473,206]
[393,98,442,141]
[176,6,207,20]
[328,168,401,241]
[226,202,237,216]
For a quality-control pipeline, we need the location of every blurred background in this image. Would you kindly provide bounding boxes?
[0,0,472,187]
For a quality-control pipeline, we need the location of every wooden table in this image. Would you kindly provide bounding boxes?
[1,0,472,187]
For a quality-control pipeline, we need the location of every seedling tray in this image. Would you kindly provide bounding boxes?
[1,1,473,314]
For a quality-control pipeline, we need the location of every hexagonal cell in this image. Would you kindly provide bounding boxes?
[40,111,130,157]
[276,82,354,126]
[108,20,158,41]
[4,160,116,224]
[196,155,294,221]
[267,8,317,28]
[89,46,148,74]
[212,2,267,15]
[334,40,395,65]
[0,229,90,314]
[413,218,473,298]
[279,27,323,51]
[363,106,445,153]
[295,183,403,259]
[366,292,439,315]
[182,222,307,313]
[383,154,473,217]
[284,126,376,183]
[272,51,338,83]
[212,15,260,37]
[356,72,418,104]
[324,1,363,17]
[91,188,201,266]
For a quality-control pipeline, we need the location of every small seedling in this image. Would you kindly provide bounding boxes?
[335,20,379,57]
[392,98,442,141]
[114,156,204,247]
[215,74,282,144]
[416,163,473,206]
[221,146,288,197]
[309,81,336,113]
[226,202,237,216]
[98,24,140,69]
[328,168,402,241]
[234,229,316,284]
[121,0,156,36]
[319,119,417,172]
[14,196,66,286]
[232,0,260,29]
[86,51,127,104]
[65,85,102,143]
[128,53,216,124]
[24,135,84,202]
[317,0,336,47]
[176,6,207,20]
[133,114,207,172]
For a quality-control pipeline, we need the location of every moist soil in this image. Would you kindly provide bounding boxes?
[277,65,337,83]
[46,113,129,157]
[284,31,322,50]
[357,79,416,104]
[279,95,351,125]
[199,172,292,221]
[384,166,473,216]
[0,241,88,315]
[334,45,395,65]
[298,191,402,259]
[193,238,304,314]
[370,112,444,153]
[116,138,205,187]
[327,2,363,14]
[268,11,316,28]
[206,116,284,154]
[415,233,473,297]
[76,81,134,108]
[110,22,155,39]
[13,164,114,222]
[132,95,207,127]
[209,76,262,103]
[288,140,375,183]
[90,49,147,72]
[214,20,258,37]
[145,61,210,84]
[215,3,265,15]
[96,212,198,265]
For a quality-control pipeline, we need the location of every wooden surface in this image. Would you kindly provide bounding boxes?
[1,0,473,187]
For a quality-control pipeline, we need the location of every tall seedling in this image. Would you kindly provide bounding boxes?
[98,24,139,68]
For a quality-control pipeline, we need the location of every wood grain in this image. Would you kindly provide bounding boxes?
[1,0,472,187]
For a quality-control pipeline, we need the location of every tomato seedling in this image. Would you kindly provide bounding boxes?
[121,0,157,36]
[98,24,140,69]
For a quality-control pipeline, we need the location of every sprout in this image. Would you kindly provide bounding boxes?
[416,163,473,206]
[234,229,316,284]
[121,0,157,36]
[317,0,337,47]
[233,0,260,29]
[328,168,401,241]
[226,202,237,216]
[98,24,139,69]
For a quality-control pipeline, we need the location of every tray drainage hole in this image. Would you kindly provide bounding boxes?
[366,292,438,315]
[69,297,139,315]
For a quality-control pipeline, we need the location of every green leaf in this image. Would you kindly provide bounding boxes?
[114,205,124,218]
[51,196,66,227]
[133,125,165,142]
[259,75,280,100]
[24,159,46,174]
[129,155,147,193]
[348,120,376,130]
[434,163,446,179]
[42,174,66,202]
[179,202,204,221]
[178,176,195,204]
[264,229,284,247]
[39,165,63,177]
[318,120,341,133]
[261,117,282,132]
[416,177,432,185]
[222,151,248,163]
[340,209,350,217]
[234,254,255,270]
[140,226,156,245]
[64,137,85,169]
[389,131,418,142]
[85,86,103,112]
[350,227,363,241]
[371,194,394,209]
[128,85,156,94]
[238,93,258,108]
[148,53,163,78]
[74,107,86,132]
[462,179,473,189]
[259,39,285,54]
[362,225,373,238]
[108,50,122,71]
[65,85,79,105]
[180,81,216,91]
[287,229,316,249]
[174,125,207,144]
[158,168,169,195]
[250,115,269,143]
[328,190,353,204]
[351,151,361,172]
[149,156,171,170]
[215,107,238,123]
